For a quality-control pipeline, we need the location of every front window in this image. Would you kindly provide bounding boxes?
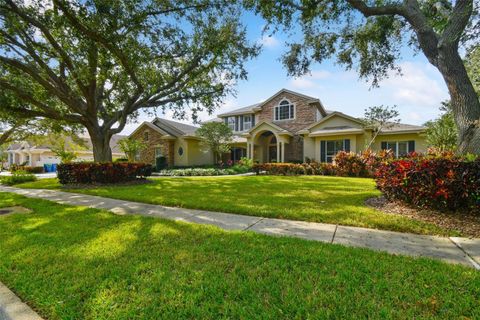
[326,140,345,163]
[243,115,252,131]
[274,99,294,121]
[227,117,235,131]
[384,141,410,157]
[155,147,163,158]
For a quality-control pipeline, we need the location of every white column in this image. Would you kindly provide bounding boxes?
[28,152,32,166]
[281,142,285,162]
[247,143,250,158]
[250,143,254,160]
[276,142,280,163]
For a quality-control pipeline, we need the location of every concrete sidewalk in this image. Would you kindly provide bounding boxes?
[1,185,479,269]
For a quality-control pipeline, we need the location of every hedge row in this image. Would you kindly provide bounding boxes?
[57,162,153,185]
[253,150,395,177]
[10,165,44,174]
[375,157,480,211]
[253,162,336,176]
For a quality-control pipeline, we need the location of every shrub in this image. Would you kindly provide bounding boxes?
[375,156,480,211]
[158,167,247,176]
[57,162,153,185]
[10,166,44,174]
[252,162,336,176]
[1,170,37,185]
[156,156,168,171]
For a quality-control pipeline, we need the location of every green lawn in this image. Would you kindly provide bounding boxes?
[0,193,478,319]
[18,176,453,235]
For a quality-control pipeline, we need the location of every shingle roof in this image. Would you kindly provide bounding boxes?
[152,118,199,136]
[380,123,426,133]
[217,103,261,117]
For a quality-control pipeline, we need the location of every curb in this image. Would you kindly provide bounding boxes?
[0,281,43,320]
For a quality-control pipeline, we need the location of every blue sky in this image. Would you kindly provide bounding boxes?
[122,12,450,135]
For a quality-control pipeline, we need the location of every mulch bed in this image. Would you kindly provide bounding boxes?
[366,196,480,238]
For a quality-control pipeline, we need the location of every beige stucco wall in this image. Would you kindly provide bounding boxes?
[173,138,213,167]
[371,133,428,153]
[309,115,362,131]
[303,132,427,162]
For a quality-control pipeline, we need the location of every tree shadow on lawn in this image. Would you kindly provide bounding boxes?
[0,194,479,319]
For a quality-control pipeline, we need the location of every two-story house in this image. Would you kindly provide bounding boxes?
[130,88,427,167]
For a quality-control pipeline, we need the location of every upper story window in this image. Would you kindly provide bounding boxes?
[243,115,252,131]
[274,99,295,121]
[227,117,236,131]
[143,131,149,141]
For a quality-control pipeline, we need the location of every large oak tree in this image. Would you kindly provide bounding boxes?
[0,0,258,161]
[246,0,480,154]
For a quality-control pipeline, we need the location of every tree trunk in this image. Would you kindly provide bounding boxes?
[436,47,480,154]
[87,127,113,162]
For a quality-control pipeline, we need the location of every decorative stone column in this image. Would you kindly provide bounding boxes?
[280,142,285,162]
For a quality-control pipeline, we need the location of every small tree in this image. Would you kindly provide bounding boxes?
[118,138,146,162]
[196,122,233,164]
[31,132,86,164]
[363,105,400,149]
[425,101,458,151]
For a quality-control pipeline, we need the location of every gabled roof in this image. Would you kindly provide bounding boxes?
[246,120,293,136]
[129,117,200,139]
[302,111,364,132]
[379,123,426,134]
[217,88,328,118]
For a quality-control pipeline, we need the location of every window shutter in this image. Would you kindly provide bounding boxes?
[381,141,387,150]
[251,115,255,127]
[320,140,326,163]
[408,140,415,152]
[274,107,278,121]
[224,117,228,125]
[235,116,239,131]
[240,116,244,131]
[344,139,350,152]
[290,105,294,119]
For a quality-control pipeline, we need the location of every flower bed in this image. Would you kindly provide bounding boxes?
[57,162,153,185]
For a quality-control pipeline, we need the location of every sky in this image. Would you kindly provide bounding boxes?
[121,11,450,135]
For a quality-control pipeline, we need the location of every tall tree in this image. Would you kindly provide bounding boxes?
[246,0,480,154]
[196,121,233,164]
[0,0,258,161]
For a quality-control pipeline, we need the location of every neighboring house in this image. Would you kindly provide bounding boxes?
[131,88,427,166]
[6,135,125,167]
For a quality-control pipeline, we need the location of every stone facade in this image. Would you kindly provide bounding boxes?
[255,91,319,133]
[130,126,174,167]
[253,91,318,162]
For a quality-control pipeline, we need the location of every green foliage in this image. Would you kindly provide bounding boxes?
[0,170,36,185]
[0,0,258,161]
[196,122,233,163]
[465,45,480,96]
[118,138,146,162]
[425,101,458,151]
[31,132,86,163]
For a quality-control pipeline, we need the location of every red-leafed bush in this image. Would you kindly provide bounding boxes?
[57,162,153,185]
[334,150,394,178]
[375,157,480,211]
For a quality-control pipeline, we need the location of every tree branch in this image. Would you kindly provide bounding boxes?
[440,0,473,47]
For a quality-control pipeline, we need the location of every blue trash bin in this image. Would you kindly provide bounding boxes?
[52,164,58,172]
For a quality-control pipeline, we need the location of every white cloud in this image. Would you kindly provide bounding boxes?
[258,35,280,48]
[289,70,331,89]
[381,62,448,107]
